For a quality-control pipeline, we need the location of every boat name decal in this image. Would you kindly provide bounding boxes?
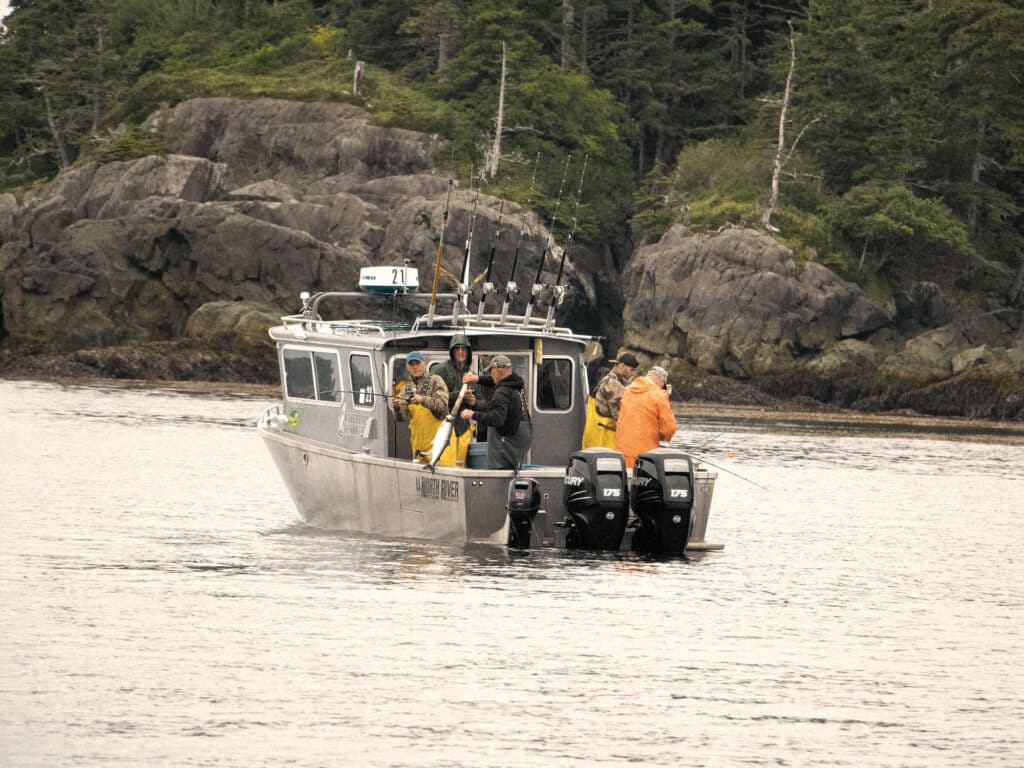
[415,476,461,502]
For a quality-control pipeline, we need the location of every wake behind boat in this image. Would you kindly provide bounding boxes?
[257,266,722,554]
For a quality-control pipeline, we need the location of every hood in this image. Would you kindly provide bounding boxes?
[496,371,525,391]
[624,375,663,396]
[448,334,473,367]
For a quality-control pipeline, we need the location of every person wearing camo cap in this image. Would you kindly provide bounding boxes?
[582,351,640,449]
[459,354,531,469]
[615,364,677,468]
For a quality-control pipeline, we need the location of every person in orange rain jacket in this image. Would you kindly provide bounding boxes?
[615,365,677,468]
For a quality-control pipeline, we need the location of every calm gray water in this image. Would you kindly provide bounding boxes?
[1,379,1021,767]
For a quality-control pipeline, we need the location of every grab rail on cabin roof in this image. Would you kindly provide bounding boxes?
[275,290,596,340]
[411,311,576,335]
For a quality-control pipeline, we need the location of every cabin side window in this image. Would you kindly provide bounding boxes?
[283,347,341,404]
[314,351,339,402]
[349,354,374,408]
[283,348,316,400]
[535,357,574,412]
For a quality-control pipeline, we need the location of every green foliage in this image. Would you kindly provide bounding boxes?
[672,137,768,202]
[771,205,833,265]
[687,195,761,232]
[0,0,1021,305]
[823,181,975,281]
[78,128,167,164]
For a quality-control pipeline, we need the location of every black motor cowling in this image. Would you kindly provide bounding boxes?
[562,449,629,551]
[506,477,541,548]
[631,448,695,556]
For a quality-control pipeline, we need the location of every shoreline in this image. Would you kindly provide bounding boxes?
[7,373,1024,443]
[674,401,1024,443]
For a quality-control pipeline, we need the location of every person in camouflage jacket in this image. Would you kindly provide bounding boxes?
[594,352,640,419]
[582,352,640,450]
[391,350,449,462]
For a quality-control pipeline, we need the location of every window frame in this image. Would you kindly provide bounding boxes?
[281,345,343,406]
[534,355,575,414]
[347,352,375,411]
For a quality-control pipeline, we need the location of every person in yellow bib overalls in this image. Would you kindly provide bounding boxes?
[582,352,639,450]
[391,350,449,463]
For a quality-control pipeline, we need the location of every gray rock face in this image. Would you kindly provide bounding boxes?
[149,98,440,191]
[0,194,17,244]
[186,300,282,338]
[0,98,586,353]
[879,309,1024,380]
[4,95,1014,408]
[887,281,957,336]
[622,226,889,376]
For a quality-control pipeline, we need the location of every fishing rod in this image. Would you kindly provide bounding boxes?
[544,153,588,330]
[694,454,770,491]
[475,183,510,321]
[500,152,540,324]
[662,440,770,491]
[522,152,572,326]
[455,174,482,321]
[321,387,416,403]
[427,178,455,327]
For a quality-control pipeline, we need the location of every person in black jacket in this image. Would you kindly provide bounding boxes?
[459,354,531,469]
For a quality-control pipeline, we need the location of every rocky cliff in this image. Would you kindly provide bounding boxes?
[1,98,1021,418]
[619,225,1023,418]
[0,98,591,356]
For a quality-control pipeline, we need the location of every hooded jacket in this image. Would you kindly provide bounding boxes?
[435,334,475,436]
[470,371,526,437]
[615,375,677,467]
[434,334,474,411]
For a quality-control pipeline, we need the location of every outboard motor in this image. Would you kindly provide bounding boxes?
[506,477,541,548]
[631,449,695,556]
[562,449,629,551]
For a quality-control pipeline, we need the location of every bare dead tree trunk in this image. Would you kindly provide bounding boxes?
[353,60,364,97]
[438,32,449,72]
[486,42,506,179]
[561,0,574,70]
[762,20,796,232]
[40,86,70,170]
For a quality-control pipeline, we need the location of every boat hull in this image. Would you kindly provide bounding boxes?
[259,422,720,551]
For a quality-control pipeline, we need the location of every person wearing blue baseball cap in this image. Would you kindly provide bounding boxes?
[391,350,449,463]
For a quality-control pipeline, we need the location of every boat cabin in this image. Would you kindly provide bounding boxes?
[268,292,593,468]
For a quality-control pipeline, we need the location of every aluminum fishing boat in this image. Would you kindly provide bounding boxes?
[257,267,721,553]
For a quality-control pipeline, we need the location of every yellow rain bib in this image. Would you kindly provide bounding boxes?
[408,404,444,463]
[436,422,476,467]
[581,396,617,450]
